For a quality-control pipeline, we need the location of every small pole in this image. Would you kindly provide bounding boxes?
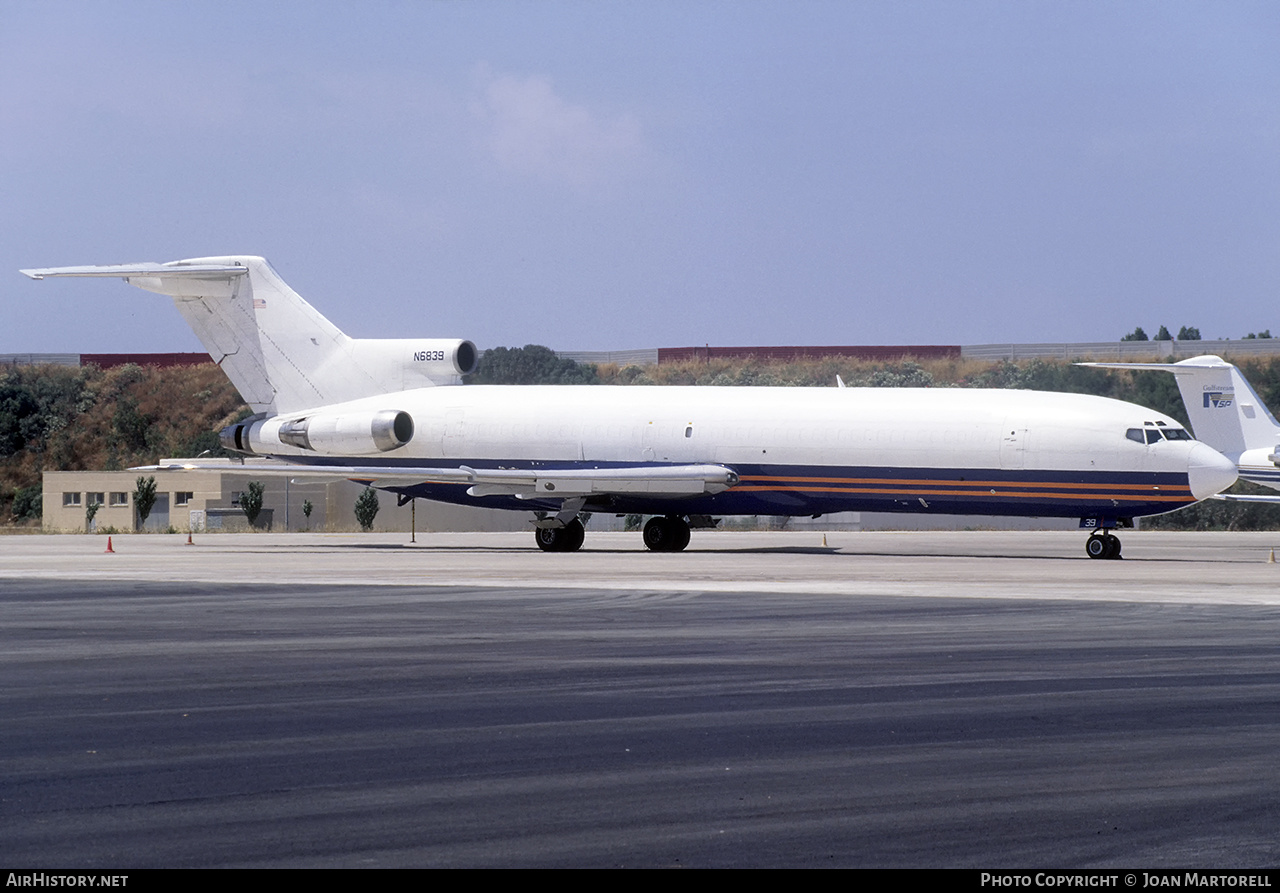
[411,498,416,544]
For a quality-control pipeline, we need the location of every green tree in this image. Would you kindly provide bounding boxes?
[0,367,91,460]
[133,475,157,530]
[241,481,265,527]
[0,376,39,457]
[466,345,599,385]
[354,487,380,531]
[1120,326,1149,342]
[302,499,314,529]
[1154,325,1172,341]
[1177,326,1201,340]
[11,485,42,522]
[112,395,151,452]
[85,501,100,532]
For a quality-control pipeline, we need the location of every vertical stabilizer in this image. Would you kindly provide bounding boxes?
[163,256,368,413]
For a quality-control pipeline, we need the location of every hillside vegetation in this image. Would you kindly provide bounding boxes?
[8,350,1280,528]
[1,363,246,524]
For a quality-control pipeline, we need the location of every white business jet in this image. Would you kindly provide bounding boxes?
[1081,355,1280,499]
[22,257,1238,557]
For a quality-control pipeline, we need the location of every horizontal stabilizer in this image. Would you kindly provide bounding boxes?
[21,263,247,280]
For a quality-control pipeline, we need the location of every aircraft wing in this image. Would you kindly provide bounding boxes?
[138,460,740,500]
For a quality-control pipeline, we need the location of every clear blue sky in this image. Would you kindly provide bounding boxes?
[3,0,1278,353]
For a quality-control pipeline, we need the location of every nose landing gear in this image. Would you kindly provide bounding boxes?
[1085,531,1122,560]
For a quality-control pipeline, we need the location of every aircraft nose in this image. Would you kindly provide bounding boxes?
[1187,442,1238,500]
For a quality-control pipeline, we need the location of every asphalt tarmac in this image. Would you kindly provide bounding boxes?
[3,530,1280,867]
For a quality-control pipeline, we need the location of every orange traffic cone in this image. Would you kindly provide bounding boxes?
[186,532,194,545]
[104,536,115,554]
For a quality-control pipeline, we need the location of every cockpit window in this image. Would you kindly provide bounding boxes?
[1127,426,1193,443]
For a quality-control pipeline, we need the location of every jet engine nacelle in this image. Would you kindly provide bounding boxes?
[221,409,415,456]
[347,338,479,387]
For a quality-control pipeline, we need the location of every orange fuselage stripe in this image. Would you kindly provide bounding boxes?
[738,474,1188,493]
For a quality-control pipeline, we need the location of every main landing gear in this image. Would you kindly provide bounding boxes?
[1085,531,1122,560]
[642,515,691,552]
[532,513,695,553]
[534,518,585,552]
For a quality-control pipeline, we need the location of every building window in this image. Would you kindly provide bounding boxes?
[87,492,105,506]
[63,492,82,507]
[110,492,129,506]
[174,492,193,507]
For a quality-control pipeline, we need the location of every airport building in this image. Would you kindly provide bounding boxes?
[41,461,530,534]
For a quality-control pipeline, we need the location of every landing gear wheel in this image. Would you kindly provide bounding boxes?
[1104,533,1121,560]
[562,518,585,552]
[643,515,691,552]
[669,517,691,552]
[1085,532,1122,560]
[534,526,560,552]
[534,518,585,552]
[1086,534,1107,559]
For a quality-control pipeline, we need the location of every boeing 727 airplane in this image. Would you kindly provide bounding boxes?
[22,256,1238,557]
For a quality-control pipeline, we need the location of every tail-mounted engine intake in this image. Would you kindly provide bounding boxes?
[397,338,478,379]
[221,409,414,456]
[347,338,479,386]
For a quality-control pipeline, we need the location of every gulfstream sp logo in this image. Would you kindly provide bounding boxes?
[1203,390,1234,409]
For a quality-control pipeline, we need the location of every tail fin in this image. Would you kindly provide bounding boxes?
[1081,355,1280,459]
[22,256,476,415]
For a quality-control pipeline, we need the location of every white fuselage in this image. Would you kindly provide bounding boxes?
[236,384,1236,520]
